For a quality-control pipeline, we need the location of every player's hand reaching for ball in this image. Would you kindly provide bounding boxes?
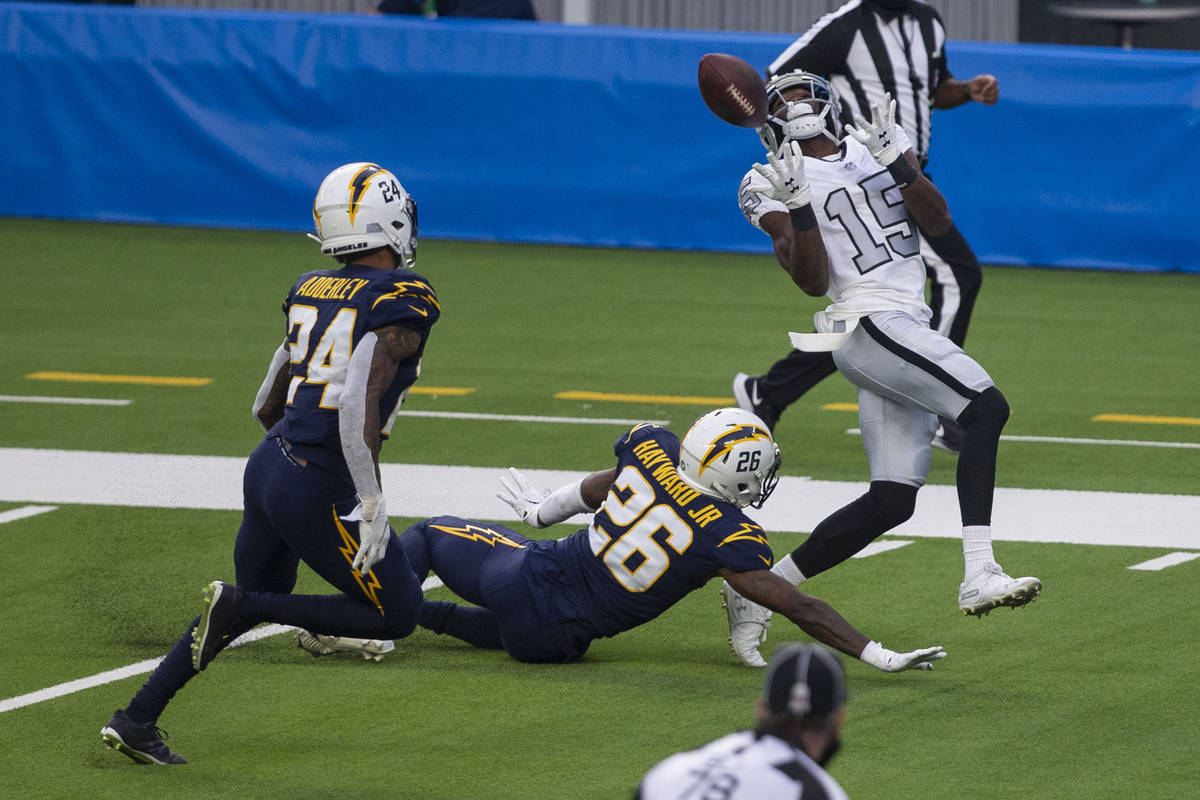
[844,92,901,166]
[753,141,811,209]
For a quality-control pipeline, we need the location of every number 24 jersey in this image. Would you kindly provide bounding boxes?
[276,262,440,453]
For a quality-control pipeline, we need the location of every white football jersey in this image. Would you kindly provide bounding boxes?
[739,130,932,325]
[635,730,848,800]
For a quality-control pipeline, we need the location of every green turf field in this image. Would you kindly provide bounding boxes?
[1,219,1198,798]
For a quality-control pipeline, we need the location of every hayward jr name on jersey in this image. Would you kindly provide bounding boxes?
[550,424,775,638]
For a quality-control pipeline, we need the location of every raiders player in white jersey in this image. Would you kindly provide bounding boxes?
[720,70,1040,668]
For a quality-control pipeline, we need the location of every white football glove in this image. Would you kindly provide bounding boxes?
[496,468,550,527]
[347,496,390,575]
[844,93,901,166]
[860,640,947,672]
[752,141,811,209]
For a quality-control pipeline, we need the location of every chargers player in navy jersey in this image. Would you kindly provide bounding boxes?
[101,162,438,765]
[720,72,1040,668]
[391,409,944,672]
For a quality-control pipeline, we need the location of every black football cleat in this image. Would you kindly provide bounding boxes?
[731,373,781,431]
[191,580,243,671]
[101,710,186,765]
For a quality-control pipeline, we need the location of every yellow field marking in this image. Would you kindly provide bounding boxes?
[1093,413,1200,427]
[822,402,859,412]
[27,371,211,387]
[408,386,475,396]
[556,390,732,406]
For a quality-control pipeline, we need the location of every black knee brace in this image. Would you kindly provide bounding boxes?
[955,386,1009,527]
[865,480,919,531]
[958,386,1009,434]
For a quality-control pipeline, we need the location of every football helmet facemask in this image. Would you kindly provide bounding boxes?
[758,70,842,155]
[309,162,418,267]
[677,408,781,509]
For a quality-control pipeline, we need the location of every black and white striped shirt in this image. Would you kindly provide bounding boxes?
[768,0,950,162]
[635,731,848,800]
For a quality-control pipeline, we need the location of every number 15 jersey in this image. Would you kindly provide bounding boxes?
[739,130,932,325]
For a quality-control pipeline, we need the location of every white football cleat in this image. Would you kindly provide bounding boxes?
[295,630,395,661]
[721,580,772,667]
[958,562,1042,616]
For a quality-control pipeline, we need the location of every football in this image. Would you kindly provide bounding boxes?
[697,53,768,128]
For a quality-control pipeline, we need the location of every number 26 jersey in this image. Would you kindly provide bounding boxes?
[552,424,775,638]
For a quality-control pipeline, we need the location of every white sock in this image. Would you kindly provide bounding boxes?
[771,554,807,586]
[962,526,995,579]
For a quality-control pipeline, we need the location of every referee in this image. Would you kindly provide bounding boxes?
[633,644,849,800]
[734,0,998,453]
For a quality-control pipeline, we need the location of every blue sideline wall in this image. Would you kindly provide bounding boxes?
[2,3,1198,272]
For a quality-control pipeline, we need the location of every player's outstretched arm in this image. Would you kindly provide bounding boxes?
[719,567,946,672]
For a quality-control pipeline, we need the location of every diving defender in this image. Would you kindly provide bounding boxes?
[381,409,944,672]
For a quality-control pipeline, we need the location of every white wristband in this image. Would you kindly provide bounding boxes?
[859,640,887,670]
[533,478,592,528]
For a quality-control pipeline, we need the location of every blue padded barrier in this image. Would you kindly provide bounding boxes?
[1,3,1198,272]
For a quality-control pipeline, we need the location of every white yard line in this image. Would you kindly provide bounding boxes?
[998,434,1200,450]
[0,395,132,406]
[0,505,57,524]
[0,624,294,714]
[844,428,1200,450]
[1,579,447,714]
[851,540,914,558]
[2,447,1197,549]
[1127,552,1200,571]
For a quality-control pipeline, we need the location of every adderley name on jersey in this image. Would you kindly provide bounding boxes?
[630,438,724,528]
[294,276,371,302]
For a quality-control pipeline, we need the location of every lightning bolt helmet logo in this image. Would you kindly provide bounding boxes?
[678,408,781,509]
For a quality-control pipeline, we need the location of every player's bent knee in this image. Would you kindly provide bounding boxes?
[868,481,918,529]
[376,606,419,639]
[959,386,1009,430]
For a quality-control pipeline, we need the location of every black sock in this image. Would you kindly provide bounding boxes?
[790,481,918,578]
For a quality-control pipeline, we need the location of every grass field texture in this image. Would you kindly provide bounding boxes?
[1,219,1198,799]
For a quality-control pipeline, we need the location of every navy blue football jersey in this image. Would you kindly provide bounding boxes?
[552,424,775,638]
[275,262,439,457]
